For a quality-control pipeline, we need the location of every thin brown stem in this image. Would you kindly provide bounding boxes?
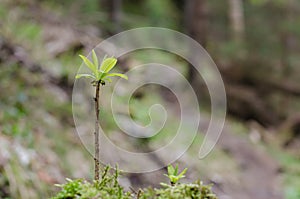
[94,80,101,181]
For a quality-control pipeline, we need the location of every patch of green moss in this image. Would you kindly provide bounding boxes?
[52,167,132,199]
[51,166,218,199]
[140,182,217,199]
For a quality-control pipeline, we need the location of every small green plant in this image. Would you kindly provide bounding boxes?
[140,181,218,199]
[76,50,128,181]
[54,51,220,199]
[52,166,132,199]
[164,164,188,186]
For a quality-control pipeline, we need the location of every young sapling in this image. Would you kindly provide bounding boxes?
[163,164,188,186]
[76,50,128,181]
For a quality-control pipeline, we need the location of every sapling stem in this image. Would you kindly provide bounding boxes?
[94,80,101,181]
[76,51,128,181]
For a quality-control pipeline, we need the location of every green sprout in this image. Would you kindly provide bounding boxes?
[76,50,128,181]
[164,164,188,186]
[76,50,128,85]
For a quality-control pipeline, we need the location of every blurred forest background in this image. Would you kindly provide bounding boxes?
[0,0,300,198]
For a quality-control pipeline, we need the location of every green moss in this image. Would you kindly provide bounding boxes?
[51,166,218,199]
[140,182,217,199]
[52,167,132,199]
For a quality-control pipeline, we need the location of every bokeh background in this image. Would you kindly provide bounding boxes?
[0,0,300,198]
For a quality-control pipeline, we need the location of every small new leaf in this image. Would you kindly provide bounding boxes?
[178,168,188,178]
[102,77,112,83]
[75,74,96,79]
[167,165,175,176]
[100,57,117,73]
[79,55,97,74]
[174,164,179,175]
[165,164,188,185]
[92,50,99,70]
[103,73,128,80]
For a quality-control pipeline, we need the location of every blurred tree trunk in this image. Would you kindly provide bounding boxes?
[100,0,122,34]
[228,0,245,43]
[277,0,295,121]
[184,0,208,82]
[184,0,208,47]
[280,0,294,77]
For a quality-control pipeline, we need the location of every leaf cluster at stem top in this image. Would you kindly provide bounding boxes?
[76,50,128,86]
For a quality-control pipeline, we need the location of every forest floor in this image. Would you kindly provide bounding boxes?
[0,1,299,199]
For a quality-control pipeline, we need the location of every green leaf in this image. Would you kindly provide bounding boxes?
[92,50,99,69]
[100,57,117,73]
[177,168,188,178]
[174,164,178,175]
[75,74,96,79]
[169,175,178,183]
[167,165,175,176]
[79,54,97,74]
[96,71,104,80]
[101,55,108,67]
[159,182,170,187]
[103,73,128,80]
[102,77,112,83]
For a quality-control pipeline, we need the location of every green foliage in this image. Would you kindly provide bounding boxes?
[140,181,217,199]
[164,164,187,186]
[52,166,132,199]
[270,149,300,199]
[52,166,218,199]
[144,0,179,28]
[122,0,179,29]
[76,51,128,86]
